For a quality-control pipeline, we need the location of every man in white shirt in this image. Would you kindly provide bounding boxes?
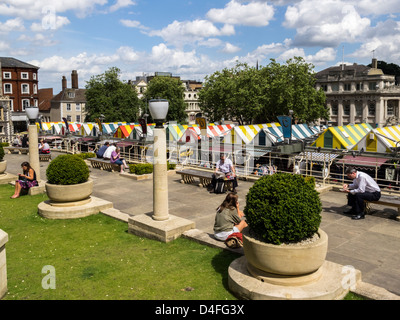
[103,143,116,160]
[211,154,238,193]
[342,167,381,220]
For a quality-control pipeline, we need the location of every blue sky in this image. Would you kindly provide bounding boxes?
[1,0,400,93]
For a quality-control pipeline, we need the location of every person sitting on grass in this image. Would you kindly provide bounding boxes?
[11,162,38,199]
[213,192,247,242]
[110,147,129,173]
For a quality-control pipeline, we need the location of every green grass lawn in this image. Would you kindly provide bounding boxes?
[0,184,240,300]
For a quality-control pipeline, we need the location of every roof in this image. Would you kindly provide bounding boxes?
[315,64,371,80]
[0,57,39,69]
[52,88,86,102]
[336,155,389,168]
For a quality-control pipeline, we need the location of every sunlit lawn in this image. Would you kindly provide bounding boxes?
[0,184,240,300]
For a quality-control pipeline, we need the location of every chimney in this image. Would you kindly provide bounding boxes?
[71,70,78,89]
[372,58,378,69]
[62,76,67,91]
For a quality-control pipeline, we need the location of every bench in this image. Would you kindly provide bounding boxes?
[39,153,51,162]
[87,158,122,172]
[365,195,400,220]
[4,146,29,154]
[176,168,234,192]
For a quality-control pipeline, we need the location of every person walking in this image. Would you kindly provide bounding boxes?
[341,167,381,220]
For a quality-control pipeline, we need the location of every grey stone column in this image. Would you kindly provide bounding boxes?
[152,127,169,221]
[0,229,9,299]
[28,124,40,182]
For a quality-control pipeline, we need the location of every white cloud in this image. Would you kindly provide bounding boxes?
[0,17,25,34]
[222,42,241,54]
[109,0,136,12]
[148,20,235,47]
[0,0,108,20]
[284,1,371,47]
[120,19,148,30]
[30,16,70,32]
[207,0,275,26]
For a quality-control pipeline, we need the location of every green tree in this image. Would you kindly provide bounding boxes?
[199,58,329,125]
[258,57,328,124]
[198,62,263,125]
[85,67,141,122]
[143,76,187,123]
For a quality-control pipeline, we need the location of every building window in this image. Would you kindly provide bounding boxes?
[76,103,81,111]
[368,102,376,116]
[4,84,12,94]
[76,115,81,122]
[66,103,71,111]
[356,83,363,91]
[21,72,29,79]
[344,84,351,91]
[320,84,328,92]
[387,104,394,116]
[355,102,362,116]
[343,102,350,116]
[33,73,37,80]
[21,84,29,94]
[22,99,30,110]
[67,115,72,122]
[3,72,11,79]
[33,84,37,94]
[68,92,75,98]
[331,102,338,116]
[331,84,339,92]
[369,82,377,91]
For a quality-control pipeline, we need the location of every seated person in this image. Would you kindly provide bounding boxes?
[96,141,109,159]
[21,134,29,148]
[13,136,21,147]
[213,193,247,241]
[11,162,38,198]
[211,154,238,192]
[110,147,129,173]
[103,143,116,160]
[38,140,51,154]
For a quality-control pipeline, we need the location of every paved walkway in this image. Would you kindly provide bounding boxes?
[3,151,400,299]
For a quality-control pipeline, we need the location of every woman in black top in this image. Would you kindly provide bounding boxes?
[11,162,38,198]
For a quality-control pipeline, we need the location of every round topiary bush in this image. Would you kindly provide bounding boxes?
[0,145,4,161]
[244,172,322,245]
[46,154,90,185]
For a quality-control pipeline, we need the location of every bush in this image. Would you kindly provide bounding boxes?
[128,162,176,175]
[0,145,4,161]
[244,173,322,245]
[0,142,9,147]
[129,163,154,175]
[46,154,90,185]
[76,152,96,160]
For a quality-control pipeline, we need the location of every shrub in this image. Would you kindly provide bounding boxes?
[76,152,96,160]
[0,142,9,147]
[46,154,90,185]
[0,145,4,161]
[244,172,322,245]
[167,162,176,170]
[129,163,154,175]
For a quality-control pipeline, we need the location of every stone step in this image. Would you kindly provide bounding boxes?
[101,207,130,223]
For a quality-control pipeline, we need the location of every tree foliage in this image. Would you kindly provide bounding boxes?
[143,76,187,124]
[199,58,329,125]
[85,67,141,122]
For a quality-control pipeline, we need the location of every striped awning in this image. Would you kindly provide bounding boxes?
[113,125,135,138]
[291,124,318,140]
[374,125,400,149]
[166,123,190,141]
[229,123,282,144]
[312,123,373,150]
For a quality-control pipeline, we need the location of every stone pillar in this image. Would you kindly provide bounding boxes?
[338,101,343,126]
[0,229,9,299]
[152,127,169,221]
[350,100,356,124]
[28,124,40,181]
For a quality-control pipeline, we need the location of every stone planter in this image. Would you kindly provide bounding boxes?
[243,228,328,277]
[45,179,93,204]
[0,160,6,175]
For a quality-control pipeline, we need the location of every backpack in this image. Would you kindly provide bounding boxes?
[225,233,243,248]
[214,178,225,194]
